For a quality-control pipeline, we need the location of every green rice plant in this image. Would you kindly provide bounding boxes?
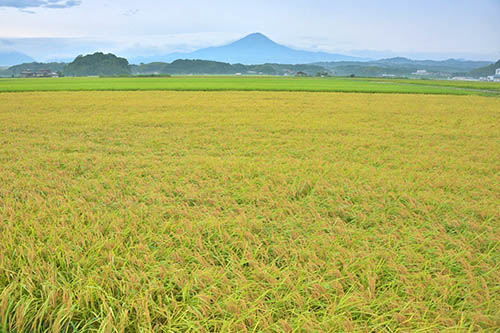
[0,76,499,95]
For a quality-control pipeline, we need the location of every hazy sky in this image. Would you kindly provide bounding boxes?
[0,0,499,61]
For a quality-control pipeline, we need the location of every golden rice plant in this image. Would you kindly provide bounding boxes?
[0,91,499,331]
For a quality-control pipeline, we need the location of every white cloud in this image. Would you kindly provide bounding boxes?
[0,0,81,9]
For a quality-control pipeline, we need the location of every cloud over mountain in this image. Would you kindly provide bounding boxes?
[0,0,81,9]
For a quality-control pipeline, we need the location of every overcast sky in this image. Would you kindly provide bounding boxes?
[0,0,499,61]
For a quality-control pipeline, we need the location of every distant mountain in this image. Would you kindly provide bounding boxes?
[468,60,500,77]
[65,52,131,76]
[315,57,491,77]
[0,51,35,66]
[129,33,367,65]
[374,57,491,71]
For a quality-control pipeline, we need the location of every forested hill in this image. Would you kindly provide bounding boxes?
[64,53,131,76]
[468,60,500,77]
[131,59,326,76]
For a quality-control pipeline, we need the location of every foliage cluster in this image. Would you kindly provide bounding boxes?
[469,60,500,77]
[64,53,131,77]
[131,60,326,76]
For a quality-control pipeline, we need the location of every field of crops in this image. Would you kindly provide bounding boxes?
[1,76,500,95]
[0,90,499,331]
[377,78,500,92]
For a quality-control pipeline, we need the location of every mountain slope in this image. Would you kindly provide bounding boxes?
[468,60,500,77]
[0,51,35,66]
[130,33,366,65]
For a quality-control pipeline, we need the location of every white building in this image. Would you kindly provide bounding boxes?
[495,68,500,78]
[413,69,429,75]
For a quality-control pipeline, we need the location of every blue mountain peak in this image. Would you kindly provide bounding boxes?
[230,33,278,47]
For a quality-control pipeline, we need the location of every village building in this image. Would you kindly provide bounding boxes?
[413,69,429,75]
[20,69,59,78]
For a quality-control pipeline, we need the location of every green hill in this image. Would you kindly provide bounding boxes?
[65,52,131,77]
[469,60,500,77]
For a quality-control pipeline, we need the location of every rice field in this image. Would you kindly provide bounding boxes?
[0,91,499,331]
[1,76,499,95]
